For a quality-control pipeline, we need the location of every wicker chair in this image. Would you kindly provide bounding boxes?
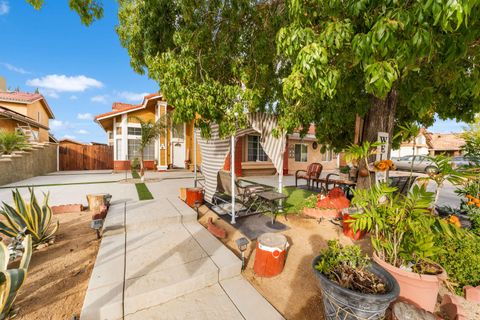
[295,163,323,189]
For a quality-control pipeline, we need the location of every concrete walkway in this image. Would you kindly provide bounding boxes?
[81,178,283,320]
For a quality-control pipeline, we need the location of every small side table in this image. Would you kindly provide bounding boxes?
[256,191,288,230]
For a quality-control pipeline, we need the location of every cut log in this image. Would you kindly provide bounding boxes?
[86,194,106,213]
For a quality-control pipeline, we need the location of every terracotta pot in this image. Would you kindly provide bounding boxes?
[373,254,446,313]
[359,168,369,177]
[342,213,365,240]
[303,207,340,219]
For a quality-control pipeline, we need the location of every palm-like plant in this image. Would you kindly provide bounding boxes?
[134,115,170,182]
[0,131,28,155]
[345,141,381,188]
[0,188,59,246]
[0,235,32,319]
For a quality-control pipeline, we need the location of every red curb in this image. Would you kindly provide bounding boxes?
[207,217,227,239]
[51,204,83,214]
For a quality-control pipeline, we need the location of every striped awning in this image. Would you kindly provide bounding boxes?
[197,113,286,202]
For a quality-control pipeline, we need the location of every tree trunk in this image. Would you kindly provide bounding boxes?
[140,150,145,182]
[356,88,398,189]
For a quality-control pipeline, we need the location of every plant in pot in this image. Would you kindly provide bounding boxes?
[312,240,399,320]
[302,194,341,220]
[339,165,350,180]
[349,183,463,312]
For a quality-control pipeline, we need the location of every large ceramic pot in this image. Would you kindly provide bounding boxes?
[373,254,446,313]
[312,255,400,320]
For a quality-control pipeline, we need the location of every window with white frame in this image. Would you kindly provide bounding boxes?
[128,127,142,136]
[294,144,308,162]
[247,135,268,161]
[116,139,122,160]
[128,139,155,160]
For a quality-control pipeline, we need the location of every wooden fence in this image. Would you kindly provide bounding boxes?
[59,144,113,171]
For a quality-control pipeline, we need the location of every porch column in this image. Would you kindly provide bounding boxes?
[113,118,117,160]
[121,114,128,161]
[157,101,169,171]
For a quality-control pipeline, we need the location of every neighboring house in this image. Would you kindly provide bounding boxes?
[95,93,201,171]
[429,133,465,156]
[0,77,55,142]
[391,128,431,158]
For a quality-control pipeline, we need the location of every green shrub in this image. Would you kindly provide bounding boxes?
[0,188,59,246]
[0,235,32,319]
[435,233,480,295]
[0,131,28,155]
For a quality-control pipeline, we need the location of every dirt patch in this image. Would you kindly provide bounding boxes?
[12,211,100,320]
[197,207,371,320]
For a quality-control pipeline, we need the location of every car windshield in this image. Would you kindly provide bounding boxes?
[399,156,413,161]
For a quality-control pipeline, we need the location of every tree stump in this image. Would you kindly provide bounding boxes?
[86,194,106,213]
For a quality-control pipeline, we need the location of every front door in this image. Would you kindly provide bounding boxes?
[172,123,185,168]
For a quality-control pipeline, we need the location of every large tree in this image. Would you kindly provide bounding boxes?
[276,0,480,187]
[116,0,288,137]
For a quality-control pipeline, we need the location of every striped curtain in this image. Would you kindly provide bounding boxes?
[197,113,286,202]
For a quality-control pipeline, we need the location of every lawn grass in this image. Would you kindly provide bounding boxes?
[131,169,140,179]
[282,186,317,213]
[135,183,154,200]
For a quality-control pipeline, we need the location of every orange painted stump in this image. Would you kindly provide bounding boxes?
[185,187,203,208]
[253,233,289,277]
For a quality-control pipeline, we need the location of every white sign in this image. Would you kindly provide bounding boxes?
[376,132,389,161]
[375,132,389,184]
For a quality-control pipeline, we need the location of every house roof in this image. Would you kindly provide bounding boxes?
[428,133,465,151]
[0,106,49,130]
[95,93,163,121]
[0,91,55,119]
[59,138,86,145]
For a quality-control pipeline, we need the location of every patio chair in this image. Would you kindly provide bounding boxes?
[388,176,418,195]
[295,163,323,189]
[212,170,272,217]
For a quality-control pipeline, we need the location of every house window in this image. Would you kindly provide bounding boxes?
[108,131,113,139]
[247,135,268,162]
[416,135,426,145]
[116,127,122,135]
[128,127,142,136]
[116,139,122,160]
[128,139,155,160]
[295,144,308,162]
[320,149,336,161]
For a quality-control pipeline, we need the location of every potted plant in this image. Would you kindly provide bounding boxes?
[339,165,350,180]
[312,240,399,320]
[349,183,462,312]
[302,194,339,220]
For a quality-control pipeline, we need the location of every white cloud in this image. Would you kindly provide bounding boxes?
[0,1,9,16]
[117,91,150,102]
[76,129,89,135]
[77,113,93,120]
[49,120,71,130]
[91,94,109,104]
[42,90,59,99]
[69,95,78,100]
[26,74,103,93]
[62,135,76,140]
[1,63,30,74]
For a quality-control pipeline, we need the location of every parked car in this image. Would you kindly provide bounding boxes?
[393,155,438,173]
[451,156,474,168]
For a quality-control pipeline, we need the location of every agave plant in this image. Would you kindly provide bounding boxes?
[0,235,32,320]
[0,188,59,246]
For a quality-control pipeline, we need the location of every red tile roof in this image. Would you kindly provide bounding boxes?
[0,91,43,103]
[112,102,138,111]
[95,93,162,120]
[428,133,465,151]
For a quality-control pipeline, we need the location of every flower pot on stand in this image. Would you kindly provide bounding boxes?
[312,255,400,320]
[373,254,446,313]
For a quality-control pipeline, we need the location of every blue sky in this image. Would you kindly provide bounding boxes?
[0,1,466,143]
[0,1,157,142]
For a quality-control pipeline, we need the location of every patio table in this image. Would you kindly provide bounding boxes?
[256,190,288,229]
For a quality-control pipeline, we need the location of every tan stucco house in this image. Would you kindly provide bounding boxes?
[0,77,55,142]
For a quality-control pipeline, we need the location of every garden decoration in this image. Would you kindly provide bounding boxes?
[303,188,350,221]
[312,240,399,320]
[345,141,380,185]
[350,183,463,312]
[0,235,32,320]
[0,188,59,246]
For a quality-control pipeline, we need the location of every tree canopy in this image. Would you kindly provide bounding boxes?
[26,0,104,25]
[276,0,480,150]
[117,0,287,138]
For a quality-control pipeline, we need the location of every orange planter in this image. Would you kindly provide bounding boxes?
[303,207,341,219]
[342,213,365,240]
[186,188,204,208]
[373,254,446,313]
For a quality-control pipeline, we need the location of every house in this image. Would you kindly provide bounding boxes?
[428,133,465,156]
[95,93,201,171]
[0,76,55,142]
[95,94,340,175]
[391,128,431,158]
